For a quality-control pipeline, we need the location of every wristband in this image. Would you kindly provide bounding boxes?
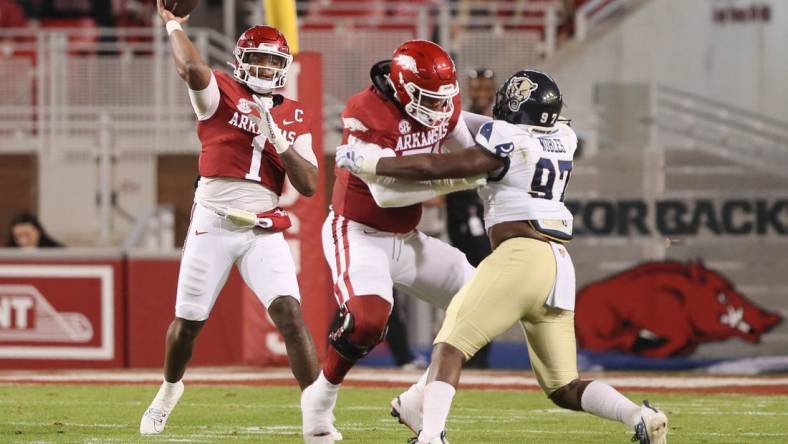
[271,136,290,155]
[166,21,183,36]
[358,156,381,175]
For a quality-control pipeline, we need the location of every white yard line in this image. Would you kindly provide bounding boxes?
[1,368,787,389]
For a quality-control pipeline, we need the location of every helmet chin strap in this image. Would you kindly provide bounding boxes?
[241,69,277,94]
[247,82,273,94]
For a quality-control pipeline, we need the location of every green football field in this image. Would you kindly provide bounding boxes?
[2,384,787,444]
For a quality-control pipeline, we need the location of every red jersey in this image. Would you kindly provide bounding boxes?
[332,86,462,233]
[196,70,312,196]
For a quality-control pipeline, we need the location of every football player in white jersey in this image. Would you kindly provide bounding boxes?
[336,70,668,444]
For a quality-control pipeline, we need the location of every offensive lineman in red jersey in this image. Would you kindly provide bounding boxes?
[301,40,485,443]
[140,2,331,439]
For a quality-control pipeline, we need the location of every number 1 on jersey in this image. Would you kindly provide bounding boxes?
[245,136,267,182]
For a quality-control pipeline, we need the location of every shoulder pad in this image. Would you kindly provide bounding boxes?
[475,120,516,158]
[555,123,578,151]
[342,90,391,133]
[213,69,234,86]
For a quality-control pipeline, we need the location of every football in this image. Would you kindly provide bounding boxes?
[163,0,200,18]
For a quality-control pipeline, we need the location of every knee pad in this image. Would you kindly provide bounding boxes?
[175,303,209,322]
[548,379,591,411]
[329,296,391,361]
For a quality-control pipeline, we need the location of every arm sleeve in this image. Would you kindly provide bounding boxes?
[441,113,477,152]
[188,71,220,121]
[292,133,318,167]
[344,136,486,207]
[364,174,486,208]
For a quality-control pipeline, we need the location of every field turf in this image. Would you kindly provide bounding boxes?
[2,384,787,443]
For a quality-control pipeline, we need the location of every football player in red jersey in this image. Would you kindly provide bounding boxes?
[300,40,486,443]
[141,2,329,438]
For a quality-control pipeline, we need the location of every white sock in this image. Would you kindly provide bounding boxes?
[420,381,455,442]
[153,380,184,411]
[314,371,340,410]
[404,370,429,400]
[414,370,429,392]
[316,371,340,392]
[580,381,641,428]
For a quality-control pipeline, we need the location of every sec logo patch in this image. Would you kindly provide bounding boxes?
[237,99,253,114]
[398,119,411,134]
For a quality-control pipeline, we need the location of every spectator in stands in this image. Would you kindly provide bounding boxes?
[304,0,386,29]
[559,0,578,37]
[444,67,498,368]
[21,0,114,26]
[7,212,63,248]
[466,67,496,116]
[0,0,27,28]
[451,0,493,30]
[117,0,156,27]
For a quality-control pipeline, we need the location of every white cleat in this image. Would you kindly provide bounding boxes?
[140,381,184,435]
[632,400,668,444]
[329,414,343,440]
[140,407,170,435]
[390,392,422,435]
[408,431,450,444]
[301,380,338,444]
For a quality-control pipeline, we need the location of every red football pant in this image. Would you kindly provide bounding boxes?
[324,295,391,385]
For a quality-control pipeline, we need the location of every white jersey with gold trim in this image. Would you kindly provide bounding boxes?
[474,120,577,233]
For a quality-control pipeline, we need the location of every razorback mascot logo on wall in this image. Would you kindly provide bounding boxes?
[575,261,782,357]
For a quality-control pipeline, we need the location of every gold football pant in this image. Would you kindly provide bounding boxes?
[434,237,578,394]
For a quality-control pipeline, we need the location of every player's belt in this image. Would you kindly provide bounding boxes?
[527,219,572,243]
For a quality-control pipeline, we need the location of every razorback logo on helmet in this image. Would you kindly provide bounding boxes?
[393,54,419,74]
[506,76,539,112]
[575,261,783,358]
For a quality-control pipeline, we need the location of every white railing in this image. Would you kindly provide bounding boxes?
[653,84,788,178]
[0,27,229,156]
[574,0,631,40]
[0,21,553,245]
[122,204,176,251]
[293,0,561,56]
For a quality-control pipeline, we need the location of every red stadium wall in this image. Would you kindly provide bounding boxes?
[0,255,126,369]
[281,52,334,361]
[0,52,333,370]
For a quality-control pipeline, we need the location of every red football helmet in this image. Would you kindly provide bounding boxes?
[233,26,293,93]
[388,40,459,128]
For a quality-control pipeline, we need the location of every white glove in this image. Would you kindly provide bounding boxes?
[335,144,393,175]
[249,95,290,154]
